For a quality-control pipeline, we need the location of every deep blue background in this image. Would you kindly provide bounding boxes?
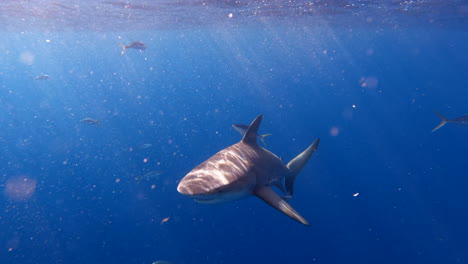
[1,23,468,264]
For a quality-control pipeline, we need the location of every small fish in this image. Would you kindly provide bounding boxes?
[34,74,49,80]
[139,143,153,149]
[119,41,146,55]
[135,171,163,181]
[80,118,99,126]
[432,112,468,132]
[232,123,271,146]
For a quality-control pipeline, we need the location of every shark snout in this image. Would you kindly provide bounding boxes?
[177,173,216,196]
[177,180,194,195]
[176,178,195,195]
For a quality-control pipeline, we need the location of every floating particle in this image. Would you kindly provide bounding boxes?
[160,217,170,225]
[353,192,359,197]
[330,126,339,136]
[359,76,379,89]
[19,51,35,65]
[5,176,37,201]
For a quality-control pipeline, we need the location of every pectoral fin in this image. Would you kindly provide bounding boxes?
[254,186,309,226]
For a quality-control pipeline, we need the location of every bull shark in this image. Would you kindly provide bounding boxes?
[177,115,320,225]
[432,112,468,132]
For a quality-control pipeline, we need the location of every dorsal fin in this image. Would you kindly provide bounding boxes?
[241,115,263,145]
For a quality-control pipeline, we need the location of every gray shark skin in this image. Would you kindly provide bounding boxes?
[177,115,320,226]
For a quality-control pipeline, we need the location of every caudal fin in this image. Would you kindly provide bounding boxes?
[285,138,320,197]
[259,134,272,146]
[432,112,448,132]
[119,43,126,55]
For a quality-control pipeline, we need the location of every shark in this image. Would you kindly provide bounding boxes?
[177,115,320,226]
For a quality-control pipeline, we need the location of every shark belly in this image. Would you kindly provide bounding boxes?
[192,188,253,204]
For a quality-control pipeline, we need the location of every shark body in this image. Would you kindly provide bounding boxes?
[177,115,319,225]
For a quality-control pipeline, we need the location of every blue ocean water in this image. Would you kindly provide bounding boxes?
[1,1,468,264]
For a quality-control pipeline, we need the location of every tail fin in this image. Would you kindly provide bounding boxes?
[285,138,320,197]
[259,134,272,146]
[119,43,126,55]
[432,112,448,132]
